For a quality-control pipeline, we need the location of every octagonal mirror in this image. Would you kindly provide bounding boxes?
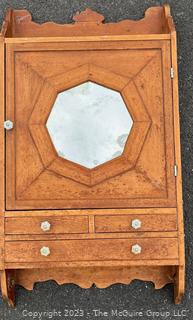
[46,81,133,169]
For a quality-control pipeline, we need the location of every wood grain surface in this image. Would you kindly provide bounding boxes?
[0,4,184,305]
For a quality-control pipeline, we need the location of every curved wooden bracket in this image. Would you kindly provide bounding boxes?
[163,4,175,34]
[174,266,185,304]
[0,270,15,307]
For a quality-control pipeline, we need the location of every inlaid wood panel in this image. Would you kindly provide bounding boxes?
[6,40,176,210]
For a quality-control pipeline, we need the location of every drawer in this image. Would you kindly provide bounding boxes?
[95,214,177,233]
[5,216,89,234]
[5,238,178,262]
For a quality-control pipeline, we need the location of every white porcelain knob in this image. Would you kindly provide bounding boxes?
[131,244,142,255]
[41,221,51,232]
[4,120,13,130]
[40,246,50,257]
[131,219,142,230]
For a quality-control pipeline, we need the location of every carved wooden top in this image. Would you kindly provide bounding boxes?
[0,5,175,38]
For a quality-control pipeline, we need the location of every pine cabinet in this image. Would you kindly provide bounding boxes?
[0,5,184,305]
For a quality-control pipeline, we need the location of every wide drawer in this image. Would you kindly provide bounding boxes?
[95,214,177,233]
[5,216,89,234]
[5,238,178,262]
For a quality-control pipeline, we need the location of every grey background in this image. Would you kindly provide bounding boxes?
[0,0,192,319]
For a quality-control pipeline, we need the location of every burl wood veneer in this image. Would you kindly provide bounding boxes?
[0,5,184,306]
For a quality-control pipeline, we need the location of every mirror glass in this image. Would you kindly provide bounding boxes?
[46,81,133,169]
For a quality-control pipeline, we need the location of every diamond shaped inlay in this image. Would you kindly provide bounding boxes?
[46,81,133,169]
[29,63,151,186]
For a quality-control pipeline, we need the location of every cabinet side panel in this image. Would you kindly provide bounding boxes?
[171,32,185,266]
[171,31,185,301]
[0,36,5,270]
[0,219,4,270]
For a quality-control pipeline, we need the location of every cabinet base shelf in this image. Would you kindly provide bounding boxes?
[0,265,184,307]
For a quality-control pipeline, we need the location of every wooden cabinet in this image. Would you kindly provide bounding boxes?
[0,5,184,305]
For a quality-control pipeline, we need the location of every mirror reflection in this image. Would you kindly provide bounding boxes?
[46,81,133,169]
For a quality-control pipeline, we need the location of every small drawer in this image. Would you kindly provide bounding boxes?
[5,238,178,262]
[95,214,177,233]
[5,216,89,235]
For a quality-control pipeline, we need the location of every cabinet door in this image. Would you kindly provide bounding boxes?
[6,40,176,210]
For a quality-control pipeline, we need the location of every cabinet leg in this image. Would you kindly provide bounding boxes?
[174,266,185,304]
[0,270,15,307]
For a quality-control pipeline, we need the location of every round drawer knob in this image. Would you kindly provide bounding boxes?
[41,221,51,232]
[4,120,13,130]
[131,244,142,255]
[40,246,50,257]
[131,219,141,230]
